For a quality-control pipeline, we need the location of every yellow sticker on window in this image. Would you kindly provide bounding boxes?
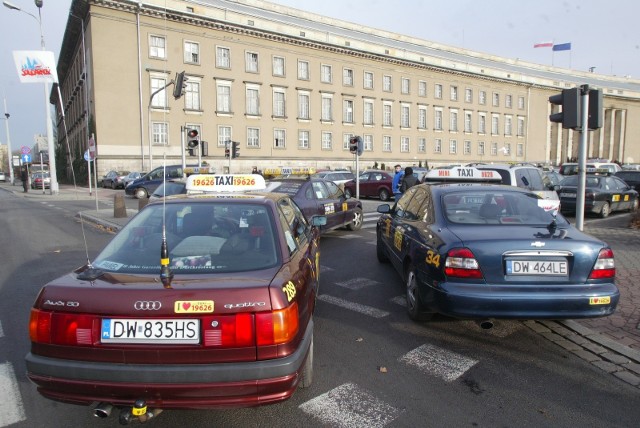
[174,300,214,313]
[589,296,611,305]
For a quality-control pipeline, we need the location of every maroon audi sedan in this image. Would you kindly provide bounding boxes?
[26,175,324,422]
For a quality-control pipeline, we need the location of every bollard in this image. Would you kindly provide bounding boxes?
[114,194,128,218]
[138,197,149,210]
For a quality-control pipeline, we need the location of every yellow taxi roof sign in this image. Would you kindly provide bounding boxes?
[185,174,266,193]
[424,167,502,182]
[263,167,316,176]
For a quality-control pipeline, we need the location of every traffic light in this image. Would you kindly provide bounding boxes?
[201,141,208,157]
[349,136,363,156]
[173,71,187,99]
[588,88,603,130]
[231,141,240,158]
[187,129,199,156]
[224,142,230,158]
[549,87,581,130]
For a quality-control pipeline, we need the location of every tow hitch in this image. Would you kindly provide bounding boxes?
[118,399,163,425]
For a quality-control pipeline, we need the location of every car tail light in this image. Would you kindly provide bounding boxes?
[30,309,96,346]
[256,302,299,346]
[202,313,254,348]
[445,248,483,279]
[589,248,615,279]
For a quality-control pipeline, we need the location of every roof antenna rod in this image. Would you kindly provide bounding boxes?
[159,154,173,288]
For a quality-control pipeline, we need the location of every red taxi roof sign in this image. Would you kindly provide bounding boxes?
[185,174,266,193]
[424,167,502,182]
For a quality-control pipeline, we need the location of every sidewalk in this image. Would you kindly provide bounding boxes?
[3,181,640,387]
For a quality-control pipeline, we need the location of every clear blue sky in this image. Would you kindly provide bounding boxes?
[1,0,638,157]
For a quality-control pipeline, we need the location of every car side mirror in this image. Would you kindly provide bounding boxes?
[377,204,391,214]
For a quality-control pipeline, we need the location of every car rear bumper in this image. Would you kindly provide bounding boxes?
[25,320,313,409]
[422,282,620,319]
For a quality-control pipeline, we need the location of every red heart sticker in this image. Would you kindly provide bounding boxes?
[182,302,191,310]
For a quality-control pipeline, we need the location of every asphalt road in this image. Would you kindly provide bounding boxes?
[1,189,639,427]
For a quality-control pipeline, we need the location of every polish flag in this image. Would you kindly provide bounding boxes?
[533,41,553,48]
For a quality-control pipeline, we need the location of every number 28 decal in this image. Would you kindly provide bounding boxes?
[425,250,441,268]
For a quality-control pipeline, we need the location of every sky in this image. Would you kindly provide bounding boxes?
[1,0,639,158]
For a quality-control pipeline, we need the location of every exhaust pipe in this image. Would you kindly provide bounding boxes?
[476,319,494,330]
[93,402,114,418]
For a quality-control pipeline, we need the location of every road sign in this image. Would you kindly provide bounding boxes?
[21,154,31,163]
[21,146,31,155]
[84,150,94,162]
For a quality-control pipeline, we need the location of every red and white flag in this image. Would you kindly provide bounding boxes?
[533,41,553,48]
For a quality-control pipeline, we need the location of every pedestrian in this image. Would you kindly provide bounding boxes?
[392,164,404,200]
[251,166,263,176]
[400,167,419,193]
[20,166,29,193]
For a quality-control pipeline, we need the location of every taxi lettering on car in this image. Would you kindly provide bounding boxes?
[376,167,619,323]
[25,174,327,421]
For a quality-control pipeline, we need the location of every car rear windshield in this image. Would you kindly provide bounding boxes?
[443,191,567,226]
[94,202,280,274]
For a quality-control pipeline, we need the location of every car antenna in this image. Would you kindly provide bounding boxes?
[159,155,173,288]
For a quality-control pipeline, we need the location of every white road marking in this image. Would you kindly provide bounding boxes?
[320,265,334,273]
[390,295,406,306]
[335,277,381,290]
[0,321,3,338]
[332,234,360,239]
[299,382,402,428]
[318,295,389,318]
[400,344,478,382]
[0,362,26,425]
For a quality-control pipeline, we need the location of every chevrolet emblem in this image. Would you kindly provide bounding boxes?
[531,241,545,247]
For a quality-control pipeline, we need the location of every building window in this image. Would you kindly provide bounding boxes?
[479,91,486,105]
[274,129,286,148]
[435,84,443,99]
[505,94,513,108]
[184,41,199,64]
[492,92,500,107]
[449,110,458,132]
[273,88,286,118]
[517,117,525,136]
[418,80,427,97]
[434,108,443,130]
[450,85,458,101]
[364,71,374,89]
[363,100,374,125]
[343,99,354,123]
[363,134,373,151]
[418,106,427,129]
[383,103,392,127]
[272,56,285,77]
[518,96,525,110]
[321,64,332,83]
[503,143,511,156]
[298,130,309,149]
[151,122,168,145]
[418,137,426,153]
[504,115,513,136]
[185,80,200,110]
[247,127,260,147]
[401,136,410,152]
[343,68,354,86]
[321,94,333,121]
[246,85,260,116]
[216,81,231,113]
[298,91,310,120]
[383,75,392,92]
[478,113,486,134]
[246,52,259,73]
[463,88,472,103]
[383,135,392,152]
[150,76,167,108]
[449,139,457,154]
[321,132,332,150]
[478,141,485,156]
[401,104,410,128]
[298,60,309,80]
[149,35,166,59]
[492,115,500,135]
[464,140,471,155]
[434,138,442,153]
[517,143,524,157]
[218,125,231,147]
[401,77,410,94]
[491,142,498,156]
[216,46,230,68]
[464,111,472,133]
[343,133,354,151]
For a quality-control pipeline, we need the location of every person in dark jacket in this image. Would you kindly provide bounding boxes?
[20,167,29,193]
[399,167,419,193]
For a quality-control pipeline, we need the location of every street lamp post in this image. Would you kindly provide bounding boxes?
[3,0,58,194]
[2,99,14,185]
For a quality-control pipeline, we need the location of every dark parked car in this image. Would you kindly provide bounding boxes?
[101,170,129,189]
[376,182,619,322]
[614,170,640,193]
[25,174,324,419]
[125,165,213,199]
[558,174,639,218]
[343,169,394,201]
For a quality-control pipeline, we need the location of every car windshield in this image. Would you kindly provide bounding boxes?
[442,190,566,226]
[152,181,187,198]
[263,180,303,196]
[93,202,280,274]
[560,175,602,187]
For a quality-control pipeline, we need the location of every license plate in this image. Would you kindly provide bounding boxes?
[560,192,576,198]
[101,319,200,344]
[506,260,568,276]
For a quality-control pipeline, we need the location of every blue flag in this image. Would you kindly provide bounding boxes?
[552,43,571,51]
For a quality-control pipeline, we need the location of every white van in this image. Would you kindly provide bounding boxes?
[475,164,559,201]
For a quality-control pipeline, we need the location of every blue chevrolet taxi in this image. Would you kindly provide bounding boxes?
[377,166,619,323]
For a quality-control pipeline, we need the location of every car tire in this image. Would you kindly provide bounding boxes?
[134,188,148,199]
[346,208,363,231]
[405,267,433,322]
[379,188,390,201]
[599,202,610,218]
[344,188,353,198]
[299,332,313,388]
[111,181,116,190]
[630,198,639,212]
[376,231,389,263]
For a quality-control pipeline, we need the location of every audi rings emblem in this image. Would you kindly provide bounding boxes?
[134,301,162,310]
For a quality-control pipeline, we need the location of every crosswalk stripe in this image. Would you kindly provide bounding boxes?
[335,277,381,290]
[0,362,26,425]
[400,344,478,382]
[318,294,389,318]
[299,382,402,428]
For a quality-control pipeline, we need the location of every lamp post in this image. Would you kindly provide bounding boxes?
[2,95,15,185]
[3,0,58,194]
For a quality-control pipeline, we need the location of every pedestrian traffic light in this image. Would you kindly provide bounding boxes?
[549,87,581,130]
[588,88,603,130]
[187,129,199,156]
[349,136,363,156]
[231,141,240,158]
[224,142,230,158]
[173,71,187,99]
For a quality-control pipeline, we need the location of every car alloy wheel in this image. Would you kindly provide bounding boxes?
[347,208,363,231]
[405,267,432,322]
[379,188,390,201]
[600,202,610,218]
[135,188,148,199]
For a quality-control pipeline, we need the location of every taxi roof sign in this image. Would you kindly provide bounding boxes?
[263,166,316,176]
[185,174,266,193]
[424,167,502,182]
